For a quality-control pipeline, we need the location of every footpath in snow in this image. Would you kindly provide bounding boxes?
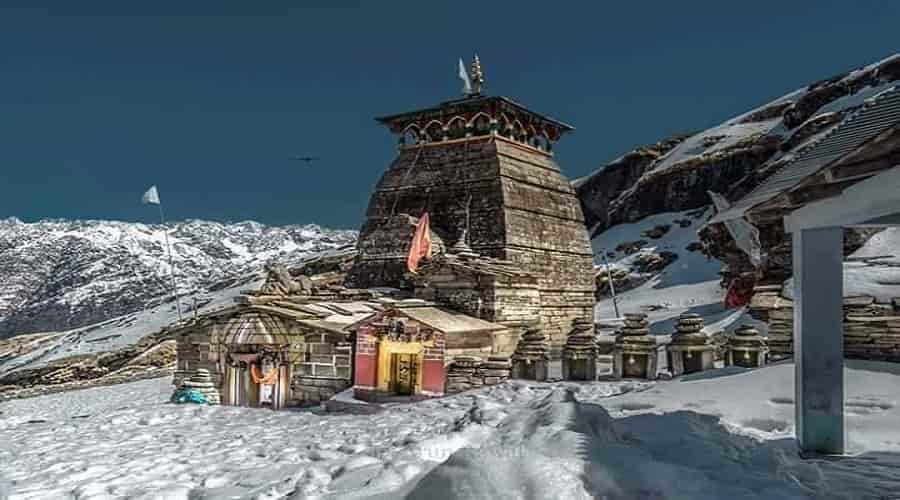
[2,361,900,499]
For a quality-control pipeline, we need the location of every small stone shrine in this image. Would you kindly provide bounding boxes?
[353,304,508,402]
[613,313,658,379]
[170,266,392,409]
[562,318,599,381]
[726,324,768,368]
[667,313,715,376]
[511,328,551,381]
[177,368,221,405]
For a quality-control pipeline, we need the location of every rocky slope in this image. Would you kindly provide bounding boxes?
[0,217,356,338]
[576,53,900,237]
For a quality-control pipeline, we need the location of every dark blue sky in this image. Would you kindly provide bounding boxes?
[1,2,897,229]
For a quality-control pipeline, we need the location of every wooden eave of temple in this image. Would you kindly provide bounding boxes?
[168,293,407,340]
[375,95,573,153]
[377,95,573,134]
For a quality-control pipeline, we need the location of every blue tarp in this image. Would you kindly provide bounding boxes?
[170,388,208,405]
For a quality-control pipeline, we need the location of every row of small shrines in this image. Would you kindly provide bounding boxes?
[170,304,770,408]
[506,313,767,382]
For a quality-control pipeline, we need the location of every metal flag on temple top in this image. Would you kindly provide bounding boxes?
[141,185,160,205]
[458,58,472,96]
[406,212,433,273]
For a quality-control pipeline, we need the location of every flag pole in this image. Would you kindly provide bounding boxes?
[600,249,620,319]
[157,201,182,322]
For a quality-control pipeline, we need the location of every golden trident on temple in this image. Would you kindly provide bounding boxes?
[470,54,484,95]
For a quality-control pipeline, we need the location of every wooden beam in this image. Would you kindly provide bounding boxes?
[824,151,900,184]
[787,179,860,206]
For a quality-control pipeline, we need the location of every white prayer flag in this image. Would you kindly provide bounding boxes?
[141,185,160,205]
[458,58,472,96]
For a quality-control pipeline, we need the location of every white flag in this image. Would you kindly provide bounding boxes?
[708,191,762,267]
[458,58,472,96]
[141,185,160,205]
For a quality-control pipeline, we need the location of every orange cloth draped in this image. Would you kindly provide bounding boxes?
[406,212,432,273]
[250,363,279,385]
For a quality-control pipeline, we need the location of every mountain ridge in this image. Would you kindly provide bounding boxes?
[0,217,357,338]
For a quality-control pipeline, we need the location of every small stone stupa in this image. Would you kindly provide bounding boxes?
[449,230,479,259]
[613,313,658,379]
[726,325,768,368]
[511,328,551,381]
[667,313,715,376]
[562,318,598,381]
[178,369,221,405]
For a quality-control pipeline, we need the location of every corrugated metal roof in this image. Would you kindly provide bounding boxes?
[709,86,900,224]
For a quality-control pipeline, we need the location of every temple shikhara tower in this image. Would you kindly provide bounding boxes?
[347,56,596,360]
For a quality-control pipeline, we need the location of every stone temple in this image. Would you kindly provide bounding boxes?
[346,63,595,361]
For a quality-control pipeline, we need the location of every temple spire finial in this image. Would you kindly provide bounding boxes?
[470,54,484,96]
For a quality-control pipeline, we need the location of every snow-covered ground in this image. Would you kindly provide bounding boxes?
[2,362,900,499]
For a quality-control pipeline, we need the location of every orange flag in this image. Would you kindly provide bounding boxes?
[407,212,432,273]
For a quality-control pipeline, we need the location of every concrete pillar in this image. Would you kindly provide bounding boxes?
[793,226,844,455]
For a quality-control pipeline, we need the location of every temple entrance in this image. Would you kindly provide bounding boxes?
[683,353,704,374]
[389,353,418,396]
[622,354,650,378]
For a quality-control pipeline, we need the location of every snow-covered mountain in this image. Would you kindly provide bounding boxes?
[0,217,357,338]
[576,53,900,233]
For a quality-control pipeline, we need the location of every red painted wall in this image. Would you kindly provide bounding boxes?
[355,355,376,387]
[355,325,378,388]
[421,359,445,394]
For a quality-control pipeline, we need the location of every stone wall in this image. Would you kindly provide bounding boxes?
[444,355,511,394]
[412,254,542,336]
[173,329,223,389]
[291,333,352,404]
[750,286,900,362]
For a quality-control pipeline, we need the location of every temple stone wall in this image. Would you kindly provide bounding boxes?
[350,136,595,359]
[291,333,352,404]
[173,331,221,389]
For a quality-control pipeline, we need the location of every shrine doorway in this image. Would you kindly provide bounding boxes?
[222,351,290,409]
[376,339,424,397]
[389,353,418,396]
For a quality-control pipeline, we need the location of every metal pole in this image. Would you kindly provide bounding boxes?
[158,202,182,322]
[601,249,620,318]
